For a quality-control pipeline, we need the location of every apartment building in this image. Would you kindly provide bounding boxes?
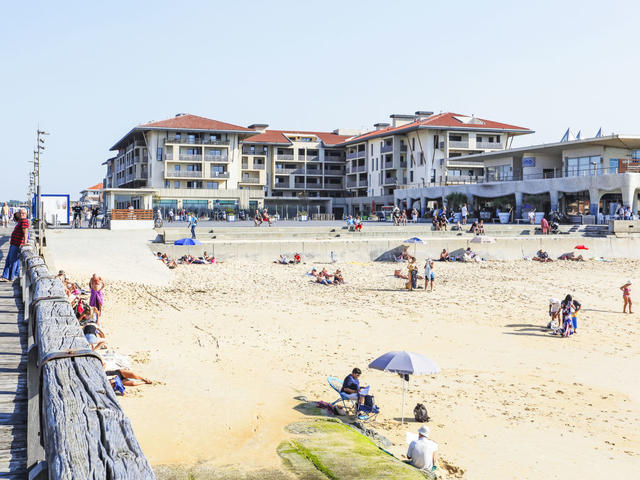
[340,111,533,214]
[241,126,352,217]
[103,114,263,212]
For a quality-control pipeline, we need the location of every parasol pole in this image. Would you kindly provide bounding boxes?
[401,375,405,424]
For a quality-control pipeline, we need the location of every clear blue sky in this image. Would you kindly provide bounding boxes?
[1,0,638,201]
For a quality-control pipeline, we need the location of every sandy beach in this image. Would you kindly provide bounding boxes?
[61,254,640,479]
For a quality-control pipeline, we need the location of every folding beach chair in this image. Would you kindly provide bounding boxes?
[327,376,357,414]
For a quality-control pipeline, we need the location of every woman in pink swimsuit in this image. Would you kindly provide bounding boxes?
[620,280,633,314]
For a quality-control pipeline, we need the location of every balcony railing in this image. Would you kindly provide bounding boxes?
[346,180,357,188]
[383,176,398,185]
[166,170,203,178]
[273,182,291,188]
[294,182,306,188]
[242,150,268,156]
[324,156,345,162]
[277,154,295,160]
[306,156,320,162]
[324,170,344,175]
[400,160,407,168]
[209,171,229,179]
[384,160,394,169]
[381,144,393,153]
[346,151,366,160]
[275,168,301,175]
[179,154,203,162]
[449,140,469,149]
[359,179,369,187]
[205,154,229,162]
[253,164,265,170]
[305,169,322,175]
[476,142,503,149]
[400,145,408,152]
[239,177,261,184]
[166,137,229,146]
[353,165,366,173]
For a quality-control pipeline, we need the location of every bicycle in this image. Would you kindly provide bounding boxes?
[72,215,82,229]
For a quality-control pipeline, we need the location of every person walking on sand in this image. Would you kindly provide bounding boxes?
[1,208,28,282]
[424,258,435,292]
[188,212,198,238]
[1,202,9,228]
[620,280,633,314]
[89,273,105,314]
[168,208,174,223]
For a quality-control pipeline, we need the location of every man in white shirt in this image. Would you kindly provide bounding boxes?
[407,426,438,471]
[461,203,468,225]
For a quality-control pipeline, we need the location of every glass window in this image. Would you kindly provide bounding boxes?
[206,181,218,189]
[164,181,170,188]
[174,181,180,188]
[632,150,640,160]
[174,164,180,171]
[157,147,163,161]
[609,159,619,174]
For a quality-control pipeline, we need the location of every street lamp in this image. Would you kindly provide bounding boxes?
[35,129,49,250]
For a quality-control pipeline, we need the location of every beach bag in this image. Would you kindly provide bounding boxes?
[360,395,379,414]
[414,403,430,422]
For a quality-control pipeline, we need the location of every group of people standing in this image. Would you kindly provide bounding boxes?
[548,295,582,336]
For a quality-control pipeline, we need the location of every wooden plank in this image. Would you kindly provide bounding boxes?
[42,358,155,479]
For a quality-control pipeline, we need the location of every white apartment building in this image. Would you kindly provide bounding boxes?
[241,126,352,217]
[104,114,263,212]
[341,111,532,214]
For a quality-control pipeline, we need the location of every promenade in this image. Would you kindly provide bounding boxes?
[0,236,27,478]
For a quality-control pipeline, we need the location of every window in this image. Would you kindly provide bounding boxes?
[412,138,415,150]
[633,150,640,160]
[164,180,170,188]
[174,181,180,188]
[187,134,196,144]
[157,147,163,161]
[376,158,378,170]
[186,181,203,189]
[486,164,512,181]
[431,169,436,183]
[206,181,218,189]
[420,152,424,165]
[433,135,439,148]
[175,132,181,141]
[410,171,414,182]
[186,164,202,172]
[449,134,463,142]
[566,155,600,176]
[174,164,180,171]
[371,144,373,155]
[496,135,501,142]
[609,159,619,174]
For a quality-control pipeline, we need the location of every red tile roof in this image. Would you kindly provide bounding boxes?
[244,130,352,146]
[344,112,531,144]
[86,183,103,191]
[140,114,255,132]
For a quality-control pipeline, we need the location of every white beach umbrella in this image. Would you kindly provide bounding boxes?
[369,351,441,423]
[470,236,495,244]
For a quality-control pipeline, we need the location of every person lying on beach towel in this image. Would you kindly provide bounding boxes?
[533,250,553,262]
[558,252,584,261]
[106,369,152,389]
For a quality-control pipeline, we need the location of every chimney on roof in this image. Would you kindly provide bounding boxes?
[390,114,418,128]
[248,123,269,133]
[333,128,362,136]
[374,122,390,131]
[415,111,434,121]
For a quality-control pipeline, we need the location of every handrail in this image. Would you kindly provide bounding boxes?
[19,242,154,478]
[111,209,154,220]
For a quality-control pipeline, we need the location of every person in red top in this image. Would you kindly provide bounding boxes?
[1,208,29,282]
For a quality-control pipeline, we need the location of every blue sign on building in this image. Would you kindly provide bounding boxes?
[522,157,536,167]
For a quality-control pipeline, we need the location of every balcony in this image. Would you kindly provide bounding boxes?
[239,177,262,184]
[400,160,407,168]
[384,160,394,169]
[449,140,469,149]
[277,154,295,161]
[275,167,302,175]
[209,172,229,179]
[179,154,203,162]
[242,150,268,156]
[273,182,291,189]
[306,156,320,162]
[346,179,357,188]
[353,165,366,173]
[382,176,397,185]
[476,141,503,149]
[359,179,369,187]
[324,169,344,176]
[166,137,229,146]
[205,154,229,163]
[294,182,306,188]
[400,145,408,152]
[347,151,366,160]
[166,170,203,178]
[305,169,322,175]
[253,163,265,170]
[381,144,393,153]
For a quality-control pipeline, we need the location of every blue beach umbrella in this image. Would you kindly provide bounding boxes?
[403,237,424,256]
[174,238,202,246]
[369,351,441,423]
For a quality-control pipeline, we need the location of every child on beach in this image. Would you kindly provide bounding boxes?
[89,273,105,314]
[620,280,633,313]
[424,259,435,292]
[547,298,561,332]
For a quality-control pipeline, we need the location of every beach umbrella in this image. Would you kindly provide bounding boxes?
[404,237,424,256]
[369,350,441,424]
[470,236,495,244]
[174,238,202,246]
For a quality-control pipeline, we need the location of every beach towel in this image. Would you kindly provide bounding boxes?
[90,289,103,308]
[111,376,125,395]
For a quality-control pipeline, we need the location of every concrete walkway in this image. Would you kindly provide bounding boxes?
[44,229,171,286]
[0,236,27,478]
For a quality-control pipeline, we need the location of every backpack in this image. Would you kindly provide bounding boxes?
[414,403,430,422]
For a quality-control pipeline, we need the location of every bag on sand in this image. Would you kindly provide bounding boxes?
[414,403,430,422]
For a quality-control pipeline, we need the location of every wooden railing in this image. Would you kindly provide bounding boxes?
[19,242,154,478]
[111,209,154,220]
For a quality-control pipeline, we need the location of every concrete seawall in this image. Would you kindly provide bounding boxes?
[152,235,640,262]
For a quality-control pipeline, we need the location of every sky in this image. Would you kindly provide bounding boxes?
[1,0,639,201]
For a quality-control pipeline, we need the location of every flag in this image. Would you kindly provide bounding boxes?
[576,130,581,140]
[560,128,570,142]
[595,127,602,138]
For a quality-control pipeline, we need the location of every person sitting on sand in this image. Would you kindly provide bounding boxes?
[620,280,633,314]
[346,215,355,231]
[341,368,365,404]
[83,323,106,350]
[203,251,217,264]
[468,221,478,234]
[407,426,438,473]
[439,249,450,262]
[293,253,301,264]
[463,247,478,262]
[354,216,363,232]
[316,274,331,285]
[89,273,105,314]
[262,208,272,227]
[533,250,553,262]
[275,254,289,265]
[477,220,485,235]
[333,269,344,285]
